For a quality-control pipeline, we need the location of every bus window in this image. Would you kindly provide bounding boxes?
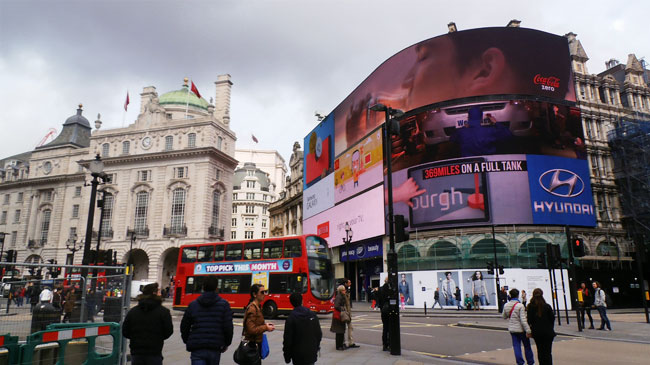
[284,239,302,258]
[244,242,262,260]
[263,240,283,259]
[221,274,251,294]
[225,243,243,261]
[197,245,214,262]
[269,274,290,294]
[306,235,329,258]
[181,247,198,263]
[214,245,225,261]
[185,276,204,294]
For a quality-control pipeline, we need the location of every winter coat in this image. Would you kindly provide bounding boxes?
[243,301,267,344]
[378,283,391,314]
[503,300,531,334]
[330,292,347,334]
[180,291,234,352]
[580,288,594,307]
[283,306,322,365]
[63,290,76,313]
[527,303,556,339]
[434,290,440,301]
[122,294,173,356]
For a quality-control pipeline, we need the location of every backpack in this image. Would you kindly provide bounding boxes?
[604,290,613,307]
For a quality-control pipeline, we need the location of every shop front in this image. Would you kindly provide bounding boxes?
[340,237,383,302]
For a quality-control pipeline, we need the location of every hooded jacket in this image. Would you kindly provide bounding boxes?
[283,306,322,365]
[180,291,234,352]
[122,294,173,356]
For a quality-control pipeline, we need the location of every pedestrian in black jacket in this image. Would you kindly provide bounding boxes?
[180,276,234,365]
[122,283,173,365]
[526,288,556,365]
[378,277,391,351]
[283,293,322,364]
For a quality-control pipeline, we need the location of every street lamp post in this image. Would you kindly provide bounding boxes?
[342,222,353,288]
[0,232,6,280]
[81,154,106,284]
[369,103,404,356]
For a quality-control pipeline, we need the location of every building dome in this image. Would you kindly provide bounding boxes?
[233,162,271,190]
[159,79,209,111]
[63,104,91,128]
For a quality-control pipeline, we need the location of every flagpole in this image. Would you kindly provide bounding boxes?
[185,78,190,119]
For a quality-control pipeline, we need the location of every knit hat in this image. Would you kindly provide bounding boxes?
[142,283,159,296]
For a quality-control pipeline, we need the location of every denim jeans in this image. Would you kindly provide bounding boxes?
[596,306,612,330]
[445,297,456,306]
[190,349,222,365]
[479,294,487,306]
[510,332,534,365]
[131,354,163,365]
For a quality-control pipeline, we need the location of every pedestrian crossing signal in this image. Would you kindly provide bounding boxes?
[572,237,586,257]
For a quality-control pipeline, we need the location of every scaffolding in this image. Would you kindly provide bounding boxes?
[608,117,650,257]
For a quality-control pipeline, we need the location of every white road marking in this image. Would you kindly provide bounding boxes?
[358,328,433,338]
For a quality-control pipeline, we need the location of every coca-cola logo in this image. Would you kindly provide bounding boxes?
[533,74,560,91]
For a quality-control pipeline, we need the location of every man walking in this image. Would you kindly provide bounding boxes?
[343,278,359,349]
[180,276,234,364]
[579,282,595,329]
[378,277,391,351]
[122,283,173,365]
[432,288,443,309]
[283,293,322,364]
[503,288,534,365]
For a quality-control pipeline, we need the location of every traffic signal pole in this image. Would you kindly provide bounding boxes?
[491,225,502,311]
[565,226,583,331]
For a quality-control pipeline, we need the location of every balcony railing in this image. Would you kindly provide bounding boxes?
[163,224,187,237]
[208,226,224,239]
[126,227,150,238]
[100,228,114,239]
[27,239,45,249]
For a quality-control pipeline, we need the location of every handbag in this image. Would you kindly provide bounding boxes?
[333,308,341,321]
[261,333,270,359]
[233,306,261,365]
[341,311,351,323]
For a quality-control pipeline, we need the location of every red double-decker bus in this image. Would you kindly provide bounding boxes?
[173,235,335,317]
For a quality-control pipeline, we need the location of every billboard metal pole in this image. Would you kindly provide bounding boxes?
[565,225,583,331]
[491,225,502,312]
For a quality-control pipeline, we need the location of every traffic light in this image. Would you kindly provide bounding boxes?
[498,265,505,275]
[572,236,586,257]
[537,252,547,269]
[394,215,410,243]
[486,261,494,275]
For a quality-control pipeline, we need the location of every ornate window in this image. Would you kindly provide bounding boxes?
[102,143,110,157]
[217,136,223,150]
[134,191,149,234]
[122,141,130,155]
[245,205,254,214]
[170,188,186,230]
[100,194,114,237]
[211,191,221,228]
[188,133,196,148]
[245,231,253,239]
[40,209,52,244]
[165,136,173,151]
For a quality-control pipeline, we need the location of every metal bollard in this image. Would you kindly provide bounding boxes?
[424,301,427,316]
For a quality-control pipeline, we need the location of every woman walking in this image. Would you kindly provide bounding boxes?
[527,288,555,365]
[243,284,275,364]
[592,281,612,331]
[330,285,349,351]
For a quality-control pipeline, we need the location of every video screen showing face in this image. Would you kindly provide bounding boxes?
[407,157,490,227]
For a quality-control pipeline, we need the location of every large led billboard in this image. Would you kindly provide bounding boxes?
[334,127,383,203]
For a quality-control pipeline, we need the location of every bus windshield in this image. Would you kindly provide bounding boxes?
[306,236,334,300]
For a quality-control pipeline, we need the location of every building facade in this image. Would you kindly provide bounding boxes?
[0,76,238,284]
[235,149,287,195]
[231,162,276,240]
[269,142,303,237]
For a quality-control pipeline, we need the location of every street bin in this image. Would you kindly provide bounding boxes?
[31,302,61,333]
[103,296,122,323]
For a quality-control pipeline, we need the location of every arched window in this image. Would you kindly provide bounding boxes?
[397,244,420,259]
[426,241,460,257]
[40,209,51,244]
[470,239,508,256]
[134,191,149,235]
[596,241,618,257]
[170,188,186,232]
[187,133,196,148]
[211,191,221,228]
[519,238,549,256]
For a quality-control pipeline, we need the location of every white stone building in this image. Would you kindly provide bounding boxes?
[231,162,277,240]
[269,142,304,237]
[234,149,287,196]
[0,76,238,284]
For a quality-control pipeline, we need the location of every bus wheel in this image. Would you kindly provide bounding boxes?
[263,300,278,319]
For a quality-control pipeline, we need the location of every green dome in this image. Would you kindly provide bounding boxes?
[159,85,209,111]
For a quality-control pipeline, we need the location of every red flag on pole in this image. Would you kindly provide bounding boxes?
[191,81,202,99]
[252,134,259,143]
[124,92,130,111]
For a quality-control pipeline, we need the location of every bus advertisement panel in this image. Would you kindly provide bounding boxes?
[174,235,335,317]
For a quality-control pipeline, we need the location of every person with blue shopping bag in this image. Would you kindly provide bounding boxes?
[243,284,275,364]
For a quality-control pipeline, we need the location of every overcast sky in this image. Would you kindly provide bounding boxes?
[1,0,648,164]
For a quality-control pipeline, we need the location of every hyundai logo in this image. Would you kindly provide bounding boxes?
[539,169,584,198]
